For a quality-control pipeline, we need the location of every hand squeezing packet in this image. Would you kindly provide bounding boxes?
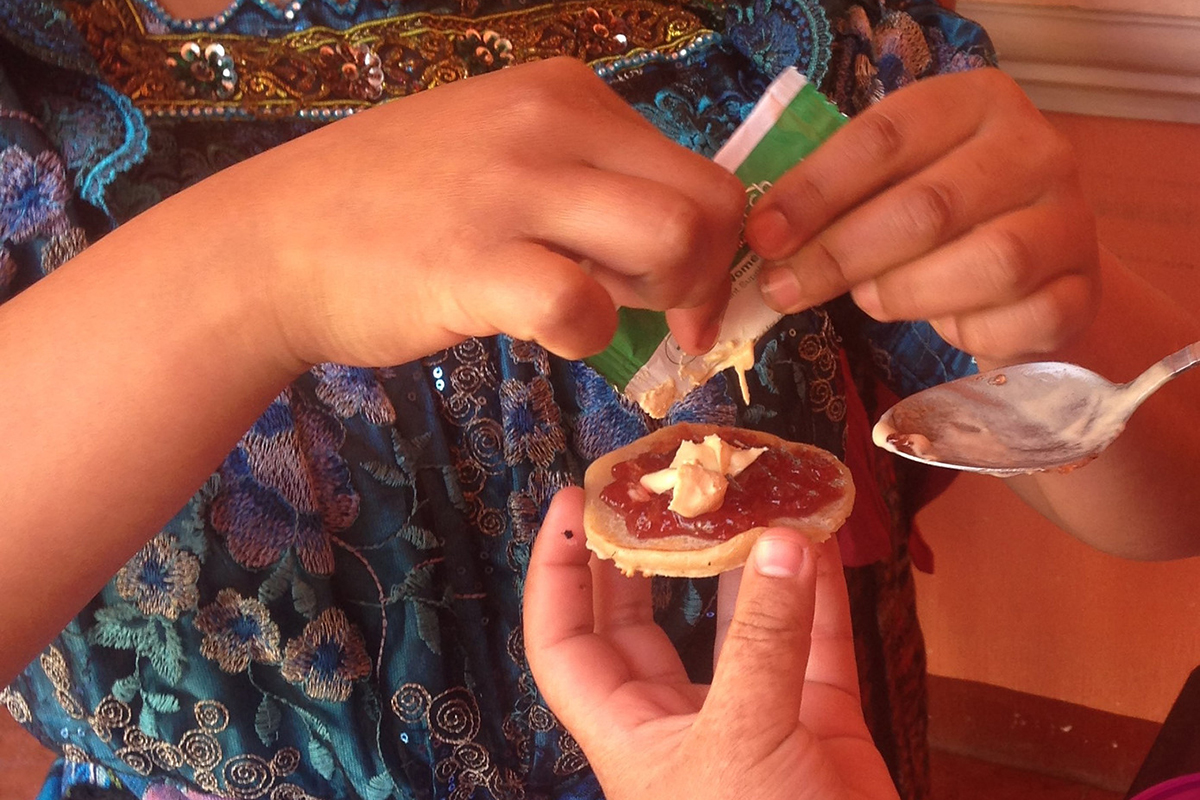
[584,68,846,417]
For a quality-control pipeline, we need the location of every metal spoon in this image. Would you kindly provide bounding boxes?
[872,340,1200,476]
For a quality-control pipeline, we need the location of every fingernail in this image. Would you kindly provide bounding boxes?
[748,206,793,256]
[759,265,803,312]
[698,308,726,353]
[852,280,882,319]
[932,316,959,345]
[753,534,808,578]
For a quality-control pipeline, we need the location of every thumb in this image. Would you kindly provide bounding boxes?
[699,529,817,748]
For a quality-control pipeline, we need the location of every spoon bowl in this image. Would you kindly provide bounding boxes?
[872,341,1200,476]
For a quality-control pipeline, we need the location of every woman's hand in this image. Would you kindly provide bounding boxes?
[523,487,899,800]
[749,68,1099,366]
[228,56,746,369]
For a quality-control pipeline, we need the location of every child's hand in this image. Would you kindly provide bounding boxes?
[749,68,1099,365]
[221,57,745,369]
[523,487,900,800]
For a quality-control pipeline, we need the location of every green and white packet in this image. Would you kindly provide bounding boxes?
[584,67,846,418]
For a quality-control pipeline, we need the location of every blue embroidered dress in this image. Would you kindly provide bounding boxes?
[0,1,992,799]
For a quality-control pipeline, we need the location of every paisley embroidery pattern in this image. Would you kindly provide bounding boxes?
[41,79,151,213]
[724,0,832,84]
[0,686,32,724]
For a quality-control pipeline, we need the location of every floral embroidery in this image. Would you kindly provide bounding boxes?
[0,145,70,243]
[115,533,201,620]
[871,10,931,91]
[926,26,991,74]
[168,42,238,100]
[507,467,570,546]
[506,337,551,375]
[500,375,565,467]
[280,608,370,701]
[316,42,386,101]
[211,390,358,575]
[455,28,515,74]
[40,226,89,274]
[195,589,282,673]
[312,363,395,425]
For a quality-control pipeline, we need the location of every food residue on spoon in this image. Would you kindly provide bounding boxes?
[884,432,935,460]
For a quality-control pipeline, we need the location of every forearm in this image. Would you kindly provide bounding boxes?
[1004,248,1200,559]
[0,178,303,683]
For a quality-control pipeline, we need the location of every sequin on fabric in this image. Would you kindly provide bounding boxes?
[64,0,719,118]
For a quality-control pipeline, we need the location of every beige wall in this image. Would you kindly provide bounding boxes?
[915,111,1200,723]
[966,0,1200,18]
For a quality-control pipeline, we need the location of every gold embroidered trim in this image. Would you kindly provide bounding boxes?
[66,0,716,118]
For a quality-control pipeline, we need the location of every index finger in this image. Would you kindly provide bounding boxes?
[804,538,860,699]
[523,487,636,735]
[745,70,1002,260]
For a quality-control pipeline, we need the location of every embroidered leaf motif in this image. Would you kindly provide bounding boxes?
[255,696,282,746]
[142,620,186,684]
[309,738,336,780]
[172,505,210,560]
[390,431,431,485]
[682,581,703,626]
[139,704,158,739]
[143,691,180,714]
[259,552,296,605]
[754,338,781,395]
[112,675,140,704]
[742,405,779,425]
[399,562,435,598]
[88,608,141,650]
[89,608,185,683]
[438,466,467,512]
[413,601,442,656]
[361,461,408,488]
[396,525,439,550]
[360,687,382,723]
[366,774,395,800]
[292,577,319,619]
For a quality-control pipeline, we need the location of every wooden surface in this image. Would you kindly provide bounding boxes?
[928,675,1161,793]
[963,0,1200,19]
[0,714,52,800]
[915,111,1200,723]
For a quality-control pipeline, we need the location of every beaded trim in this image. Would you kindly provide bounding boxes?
[65,0,721,120]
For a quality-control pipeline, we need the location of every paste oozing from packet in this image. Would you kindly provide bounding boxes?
[584,67,847,417]
[599,427,848,541]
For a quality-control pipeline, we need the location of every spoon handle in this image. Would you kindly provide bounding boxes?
[1125,340,1200,409]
